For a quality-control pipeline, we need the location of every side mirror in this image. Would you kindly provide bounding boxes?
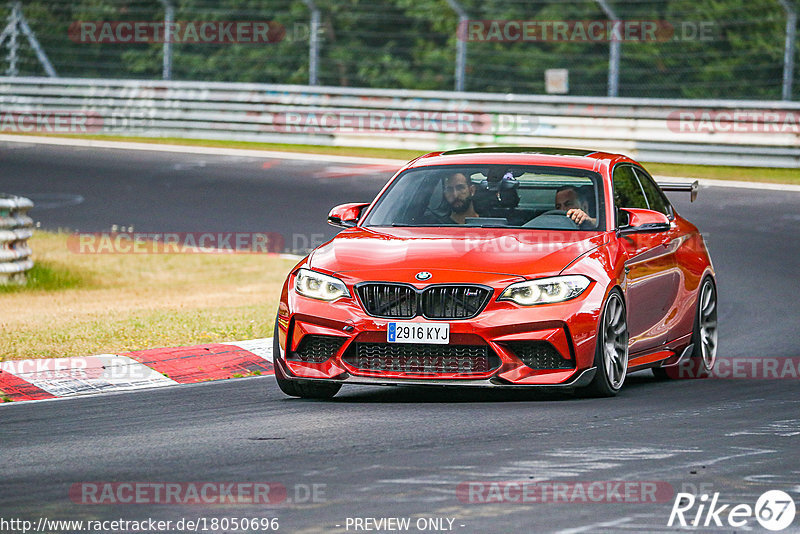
[327,203,369,228]
[618,208,671,235]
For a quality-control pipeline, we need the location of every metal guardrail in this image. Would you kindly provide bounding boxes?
[1,77,799,167]
[0,193,34,284]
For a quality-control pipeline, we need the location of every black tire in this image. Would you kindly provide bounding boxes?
[691,277,718,373]
[272,320,341,399]
[581,289,629,397]
[651,276,717,380]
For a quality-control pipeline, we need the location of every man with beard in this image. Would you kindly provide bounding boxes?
[442,172,480,224]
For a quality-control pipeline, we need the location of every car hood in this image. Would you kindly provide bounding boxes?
[308,227,607,284]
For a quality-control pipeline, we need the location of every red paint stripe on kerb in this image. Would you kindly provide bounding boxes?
[124,344,273,383]
[0,371,56,401]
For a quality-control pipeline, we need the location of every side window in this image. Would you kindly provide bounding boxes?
[633,168,671,216]
[612,165,648,209]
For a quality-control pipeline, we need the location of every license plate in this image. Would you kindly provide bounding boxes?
[388,322,450,344]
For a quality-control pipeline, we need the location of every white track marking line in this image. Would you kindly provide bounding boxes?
[0,375,265,407]
[0,338,276,403]
[0,354,178,397]
[315,164,399,178]
[1,135,796,193]
[221,338,274,362]
[0,134,404,165]
[555,517,634,534]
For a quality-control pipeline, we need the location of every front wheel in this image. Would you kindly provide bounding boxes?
[581,290,629,397]
[272,320,341,399]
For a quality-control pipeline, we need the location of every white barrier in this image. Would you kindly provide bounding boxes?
[1,77,799,167]
[0,194,34,284]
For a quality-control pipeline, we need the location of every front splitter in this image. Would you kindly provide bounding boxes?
[277,358,596,389]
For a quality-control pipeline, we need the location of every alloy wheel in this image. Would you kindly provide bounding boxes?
[698,280,718,370]
[603,293,629,390]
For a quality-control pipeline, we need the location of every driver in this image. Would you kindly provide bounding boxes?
[555,186,596,226]
[443,172,480,224]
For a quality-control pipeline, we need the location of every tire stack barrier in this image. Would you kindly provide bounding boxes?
[0,194,34,285]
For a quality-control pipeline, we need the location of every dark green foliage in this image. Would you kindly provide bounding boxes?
[2,0,797,99]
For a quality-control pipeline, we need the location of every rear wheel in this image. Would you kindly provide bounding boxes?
[581,290,629,397]
[652,276,717,379]
[273,320,341,399]
[693,278,718,372]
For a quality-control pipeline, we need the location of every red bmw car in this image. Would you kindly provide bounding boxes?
[273,147,717,398]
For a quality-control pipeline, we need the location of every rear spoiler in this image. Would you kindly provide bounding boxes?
[657,180,699,202]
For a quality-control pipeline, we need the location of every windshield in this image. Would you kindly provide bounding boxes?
[362,164,605,231]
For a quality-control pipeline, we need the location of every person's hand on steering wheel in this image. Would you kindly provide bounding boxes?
[566,208,596,226]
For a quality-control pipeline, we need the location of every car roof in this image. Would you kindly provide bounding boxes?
[404,146,637,173]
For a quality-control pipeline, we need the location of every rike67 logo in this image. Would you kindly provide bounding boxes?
[669,490,796,531]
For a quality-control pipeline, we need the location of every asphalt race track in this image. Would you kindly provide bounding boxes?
[0,142,393,253]
[2,140,800,533]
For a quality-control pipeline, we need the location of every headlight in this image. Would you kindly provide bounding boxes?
[294,268,350,301]
[499,275,591,306]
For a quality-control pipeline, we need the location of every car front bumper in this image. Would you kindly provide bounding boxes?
[276,277,607,387]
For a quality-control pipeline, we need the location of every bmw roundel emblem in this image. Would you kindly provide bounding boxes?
[415,271,432,281]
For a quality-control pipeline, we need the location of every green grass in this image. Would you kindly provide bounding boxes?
[0,261,88,293]
[10,132,424,161]
[3,304,274,359]
[0,230,295,360]
[641,162,800,184]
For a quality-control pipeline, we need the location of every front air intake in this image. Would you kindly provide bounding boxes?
[342,343,501,375]
[287,335,346,363]
[356,283,492,320]
[505,341,574,370]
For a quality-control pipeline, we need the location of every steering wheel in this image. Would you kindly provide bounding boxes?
[524,209,579,230]
[540,209,568,216]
